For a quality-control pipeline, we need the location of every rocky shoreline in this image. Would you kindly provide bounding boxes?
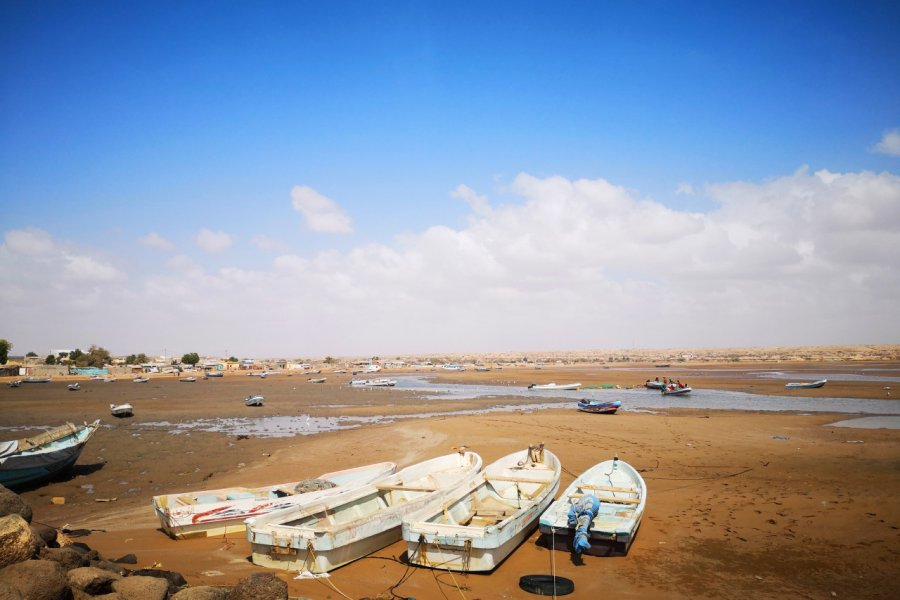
[0,484,288,600]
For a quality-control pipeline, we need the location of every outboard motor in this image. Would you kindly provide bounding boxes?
[567,494,600,554]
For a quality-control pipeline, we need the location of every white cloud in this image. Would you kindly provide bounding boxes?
[4,228,56,256]
[872,128,900,156]
[251,234,287,252]
[194,229,234,254]
[290,186,353,233]
[675,182,695,196]
[3,168,898,356]
[138,232,176,252]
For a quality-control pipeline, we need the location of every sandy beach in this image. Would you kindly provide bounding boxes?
[2,362,899,599]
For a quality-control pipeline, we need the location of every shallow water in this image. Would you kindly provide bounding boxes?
[128,376,900,438]
[826,416,900,429]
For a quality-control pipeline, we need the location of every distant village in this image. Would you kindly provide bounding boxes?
[1,342,897,379]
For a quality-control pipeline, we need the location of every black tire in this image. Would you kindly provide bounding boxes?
[519,574,575,596]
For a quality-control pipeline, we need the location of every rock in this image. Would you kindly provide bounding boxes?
[112,554,137,565]
[127,569,187,595]
[39,546,89,570]
[67,566,122,595]
[29,524,57,548]
[66,543,99,561]
[227,573,287,600]
[0,515,40,569]
[89,560,126,576]
[112,575,168,600]
[0,486,31,524]
[171,586,230,600]
[0,559,68,600]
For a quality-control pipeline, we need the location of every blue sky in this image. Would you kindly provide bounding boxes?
[1,1,899,358]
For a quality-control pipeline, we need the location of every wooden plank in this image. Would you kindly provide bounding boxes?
[486,474,552,484]
[376,484,436,492]
[569,493,641,504]
[578,484,637,493]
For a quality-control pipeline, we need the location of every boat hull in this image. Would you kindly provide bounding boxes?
[538,457,646,556]
[577,401,620,414]
[403,447,561,572]
[661,387,691,396]
[246,451,483,572]
[0,421,100,489]
[785,379,827,389]
[153,462,396,539]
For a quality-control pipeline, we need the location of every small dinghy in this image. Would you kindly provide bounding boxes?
[133,377,149,383]
[661,384,691,396]
[110,403,133,418]
[539,455,646,555]
[307,377,326,383]
[528,382,581,391]
[403,443,561,572]
[785,379,827,389]
[644,380,664,390]
[245,394,264,407]
[179,376,197,383]
[0,420,101,488]
[577,399,621,414]
[153,461,397,539]
[67,383,81,391]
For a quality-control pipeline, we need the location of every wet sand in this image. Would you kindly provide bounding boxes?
[2,364,899,599]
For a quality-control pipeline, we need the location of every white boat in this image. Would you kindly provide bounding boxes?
[785,379,827,389]
[7,380,22,388]
[441,364,465,371]
[180,376,197,383]
[350,378,396,387]
[109,403,133,418]
[538,456,646,555]
[307,377,326,383]
[528,382,581,391]
[67,383,80,391]
[247,449,484,573]
[245,394,264,407]
[153,461,397,539]
[403,444,560,572]
[352,364,381,375]
[661,384,691,396]
[133,377,150,383]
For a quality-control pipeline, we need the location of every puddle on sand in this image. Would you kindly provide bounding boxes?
[826,416,900,429]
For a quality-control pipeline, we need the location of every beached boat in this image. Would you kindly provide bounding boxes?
[528,382,581,391]
[538,455,646,555]
[577,399,621,414]
[22,377,51,384]
[153,461,397,539]
[441,364,465,371]
[179,376,197,383]
[109,403,133,418]
[0,420,101,488]
[246,449,484,573]
[245,394,264,407]
[7,380,22,388]
[644,380,664,390]
[785,379,827,389]
[661,385,691,396]
[350,378,396,387]
[205,372,224,378]
[133,376,150,383]
[403,444,561,572]
[307,377,326,383]
[67,383,81,391]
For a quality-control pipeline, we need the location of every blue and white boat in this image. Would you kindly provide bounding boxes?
[539,456,646,555]
[0,420,101,488]
[785,379,827,389]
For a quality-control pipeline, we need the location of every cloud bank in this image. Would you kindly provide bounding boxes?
[873,128,900,156]
[291,186,354,233]
[2,169,898,357]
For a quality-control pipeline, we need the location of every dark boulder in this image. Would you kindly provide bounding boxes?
[0,486,31,524]
[0,559,68,600]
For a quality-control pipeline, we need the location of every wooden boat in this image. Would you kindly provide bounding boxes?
[109,403,134,418]
[403,444,560,572]
[67,383,81,391]
[538,455,646,555]
[0,420,101,488]
[577,399,621,414]
[153,461,397,539]
[528,382,581,391]
[133,376,150,383]
[179,376,197,383]
[350,378,396,387]
[785,379,827,389]
[661,384,691,396]
[644,380,664,390]
[245,394,264,407]
[246,449,483,573]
